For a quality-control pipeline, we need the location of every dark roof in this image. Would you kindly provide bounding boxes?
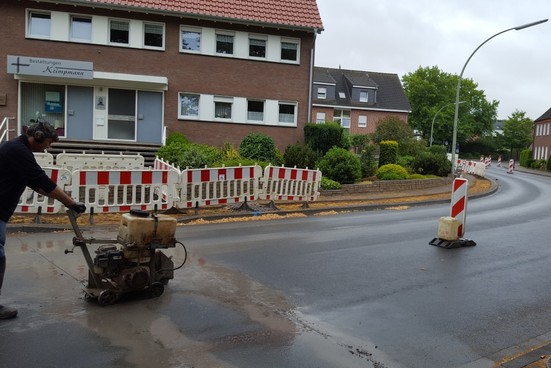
[49,0,324,31]
[313,67,411,112]
[535,107,551,122]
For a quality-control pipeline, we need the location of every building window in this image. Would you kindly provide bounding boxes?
[338,91,346,99]
[249,38,266,58]
[144,23,164,48]
[179,93,200,117]
[29,12,51,38]
[316,112,326,124]
[279,103,296,123]
[214,97,233,119]
[358,115,367,128]
[317,87,327,99]
[110,20,129,44]
[359,91,368,103]
[247,100,264,121]
[334,109,351,128]
[181,28,201,51]
[71,16,92,41]
[281,41,298,61]
[216,34,234,55]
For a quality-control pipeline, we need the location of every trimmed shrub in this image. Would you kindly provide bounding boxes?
[157,142,223,169]
[379,140,399,167]
[360,144,378,178]
[304,122,349,155]
[283,143,319,169]
[410,151,452,177]
[239,133,279,163]
[317,147,361,184]
[320,177,341,190]
[165,132,189,146]
[531,159,547,170]
[520,149,532,167]
[376,164,409,180]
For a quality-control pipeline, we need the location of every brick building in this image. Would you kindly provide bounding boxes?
[311,67,411,134]
[533,107,551,160]
[1,0,323,151]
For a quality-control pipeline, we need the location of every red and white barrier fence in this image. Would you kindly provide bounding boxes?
[56,152,144,171]
[16,167,72,214]
[177,165,262,208]
[17,160,322,214]
[260,165,322,202]
[455,159,486,177]
[72,169,179,213]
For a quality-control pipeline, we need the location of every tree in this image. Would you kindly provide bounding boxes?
[502,110,533,160]
[402,66,498,148]
[372,116,424,156]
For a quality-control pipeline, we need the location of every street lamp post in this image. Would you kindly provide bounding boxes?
[450,19,548,175]
[430,101,465,147]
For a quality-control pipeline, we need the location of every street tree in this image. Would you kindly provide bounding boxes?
[402,66,498,148]
[502,110,533,160]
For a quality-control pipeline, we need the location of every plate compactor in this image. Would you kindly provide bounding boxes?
[66,209,187,306]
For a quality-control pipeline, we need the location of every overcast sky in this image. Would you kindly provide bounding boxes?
[314,0,550,120]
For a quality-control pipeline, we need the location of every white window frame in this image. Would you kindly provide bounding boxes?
[143,22,164,49]
[316,112,326,124]
[28,11,51,38]
[109,19,130,45]
[180,26,201,53]
[247,100,265,122]
[359,91,368,103]
[278,102,297,124]
[70,15,92,41]
[338,91,346,99]
[249,36,267,59]
[280,38,299,63]
[214,96,234,120]
[334,109,351,128]
[317,87,327,100]
[179,93,200,118]
[216,32,235,55]
[358,115,367,128]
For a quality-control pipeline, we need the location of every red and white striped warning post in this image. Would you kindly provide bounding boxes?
[497,155,502,167]
[507,159,514,174]
[450,178,468,238]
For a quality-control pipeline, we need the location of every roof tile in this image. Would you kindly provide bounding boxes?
[81,0,323,30]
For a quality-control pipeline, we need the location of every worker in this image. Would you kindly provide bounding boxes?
[0,120,86,319]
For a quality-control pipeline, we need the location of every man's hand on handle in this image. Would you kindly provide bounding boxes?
[69,202,86,214]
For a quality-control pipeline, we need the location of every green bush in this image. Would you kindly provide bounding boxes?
[520,149,532,167]
[239,133,279,163]
[317,147,361,184]
[379,140,399,167]
[165,132,189,146]
[408,173,426,180]
[213,157,270,169]
[304,122,349,155]
[429,145,448,155]
[410,151,452,177]
[376,164,409,180]
[531,159,547,170]
[320,177,341,190]
[360,144,378,178]
[283,142,319,169]
[350,134,370,153]
[547,155,551,172]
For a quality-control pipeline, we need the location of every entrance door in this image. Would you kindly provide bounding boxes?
[107,88,135,140]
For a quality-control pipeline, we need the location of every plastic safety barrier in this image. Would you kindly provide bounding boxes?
[177,165,262,208]
[56,152,144,171]
[72,169,179,213]
[34,152,54,167]
[456,159,486,177]
[260,165,322,202]
[16,167,72,214]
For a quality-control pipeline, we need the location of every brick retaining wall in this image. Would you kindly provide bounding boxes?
[321,177,453,196]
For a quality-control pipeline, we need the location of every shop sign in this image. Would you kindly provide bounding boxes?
[7,55,93,80]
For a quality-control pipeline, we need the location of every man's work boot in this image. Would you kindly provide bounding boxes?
[0,305,17,319]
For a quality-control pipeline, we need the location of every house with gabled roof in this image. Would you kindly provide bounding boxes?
[533,107,551,160]
[311,67,411,135]
[0,0,323,156]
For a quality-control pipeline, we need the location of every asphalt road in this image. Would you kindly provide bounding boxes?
[1,165,551,368]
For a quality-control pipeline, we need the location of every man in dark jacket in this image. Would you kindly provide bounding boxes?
[0,121,86,319]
